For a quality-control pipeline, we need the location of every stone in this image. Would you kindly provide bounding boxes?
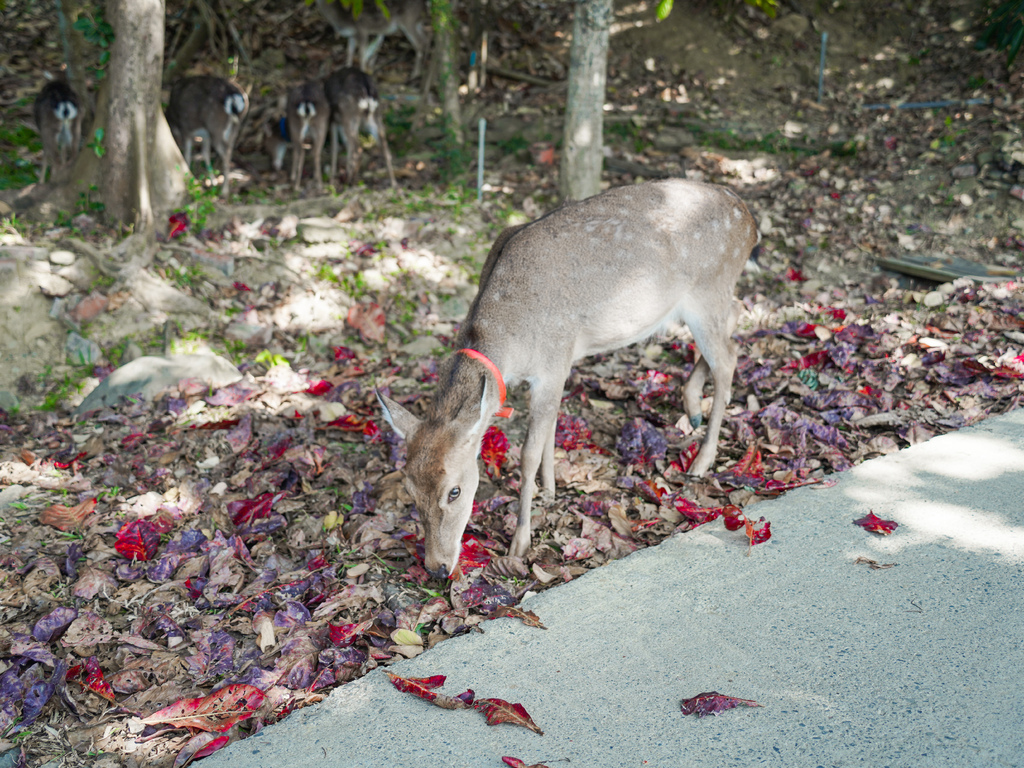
[66,332,104,365]
[225,321,272,347]
[129,270,213,318]
[75,353,243,414]
[190,249,234,277]
[26,262,75,297]
[298,217,349,244]
[774,13,810,38]
[401,335,443,357]
[0,390,19,412]
[653,127,696,152]
[923,291,944,307]
[951,163,978,179]
[69,291,109,323]
[49,249,76,266]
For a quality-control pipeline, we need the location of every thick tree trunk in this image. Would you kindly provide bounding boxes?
[560,0,612,201]
[100,0,182,228]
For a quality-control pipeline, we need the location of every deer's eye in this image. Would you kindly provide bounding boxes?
[447,487,461,504]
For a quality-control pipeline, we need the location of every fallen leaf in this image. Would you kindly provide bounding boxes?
[140,684,266,732]
[853,511,898,535]
[473,698,544,734]
[502,758,550,768]
[680,691,762,718]
[173,732,229,767]
[854,556,897,570]
[39,498,97,531]
[347,302,386,343]
[492,605,547,629]
[744,516,772,551]
[481,426,509,479]
[114,519,160,561]
[385,671,474,710]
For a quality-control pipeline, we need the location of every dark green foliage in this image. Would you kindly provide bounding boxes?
[980,0,1024,66]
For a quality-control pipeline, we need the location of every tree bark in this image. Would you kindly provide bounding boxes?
[432,0,464,149]
[54,0,90,110]
[559,0,612,201]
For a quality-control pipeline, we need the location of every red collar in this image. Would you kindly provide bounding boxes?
[458,348,514,418]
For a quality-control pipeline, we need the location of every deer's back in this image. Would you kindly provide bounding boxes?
[465,180,756,375]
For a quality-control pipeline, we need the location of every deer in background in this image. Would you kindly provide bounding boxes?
[285,80,330,192]
[34,75,83,182]
[315,0,430,78]
[378,180,759,579]
[324,67,396,188]
[165,75,249,197]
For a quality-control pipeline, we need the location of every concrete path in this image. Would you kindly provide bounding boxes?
[205,409,1024,768]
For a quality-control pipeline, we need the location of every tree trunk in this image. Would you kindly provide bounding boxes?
[560,0,612,201]
[54,0,90,112]
[432,0,464,151]
[7,0,187,258]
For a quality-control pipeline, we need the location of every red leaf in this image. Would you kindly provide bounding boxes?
[232,281,251,292]
[174,732,230,767]
[328,619,373,646]
[502,758,550,768]
[481,426,509,479]
[39,498,97,531]
[853,511,898,535]
[66,656,116,702]
[786,267,807,282]
[385,671,447,702]
[226,492,285,526]
[140,684,266,732]
[678,442,699,472]
[168,212,189,238]
[681,691,762,718]
[721,505,746,531]
[458,535,492,572]
[114,519,160,561]
[347,303,386,343]
[328,414,369,432]
[473,698,544,734]
[384,671,472,710]
[744,516,772,549]
[306,379,332,396]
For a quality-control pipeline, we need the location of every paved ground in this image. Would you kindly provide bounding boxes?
[204,408,1024,768]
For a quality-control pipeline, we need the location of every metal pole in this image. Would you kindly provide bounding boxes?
[818,32,828,104]
[477,118,486,201]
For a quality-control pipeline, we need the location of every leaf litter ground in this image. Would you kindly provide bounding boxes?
[3,0,1024,766]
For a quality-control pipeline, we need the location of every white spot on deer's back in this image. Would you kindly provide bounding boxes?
[732,207,742,220]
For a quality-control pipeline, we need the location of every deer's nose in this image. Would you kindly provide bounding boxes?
[427,563,450,580]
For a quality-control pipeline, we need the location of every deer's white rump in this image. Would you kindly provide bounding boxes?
[379,179,759,578]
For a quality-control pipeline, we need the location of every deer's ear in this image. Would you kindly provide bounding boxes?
[376,390,420,441]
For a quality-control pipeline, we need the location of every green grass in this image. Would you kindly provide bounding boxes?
[0,124,41,189]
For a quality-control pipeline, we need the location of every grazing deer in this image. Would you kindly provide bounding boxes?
[285,80,330,192]
[165,75,249,197]
[378,180,759,578]
[263,115,291,174]
[315,0,430,78]
[34,76,83,182]
[324,67,396,188]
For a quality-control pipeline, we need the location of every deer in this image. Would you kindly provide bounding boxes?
[285,79,330,192]
[263,114,291,174]
[377,180,759,580]
[33,75,83,183]
[324,67,396,188]
[315,0,430,78]
[165,75,249,197]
